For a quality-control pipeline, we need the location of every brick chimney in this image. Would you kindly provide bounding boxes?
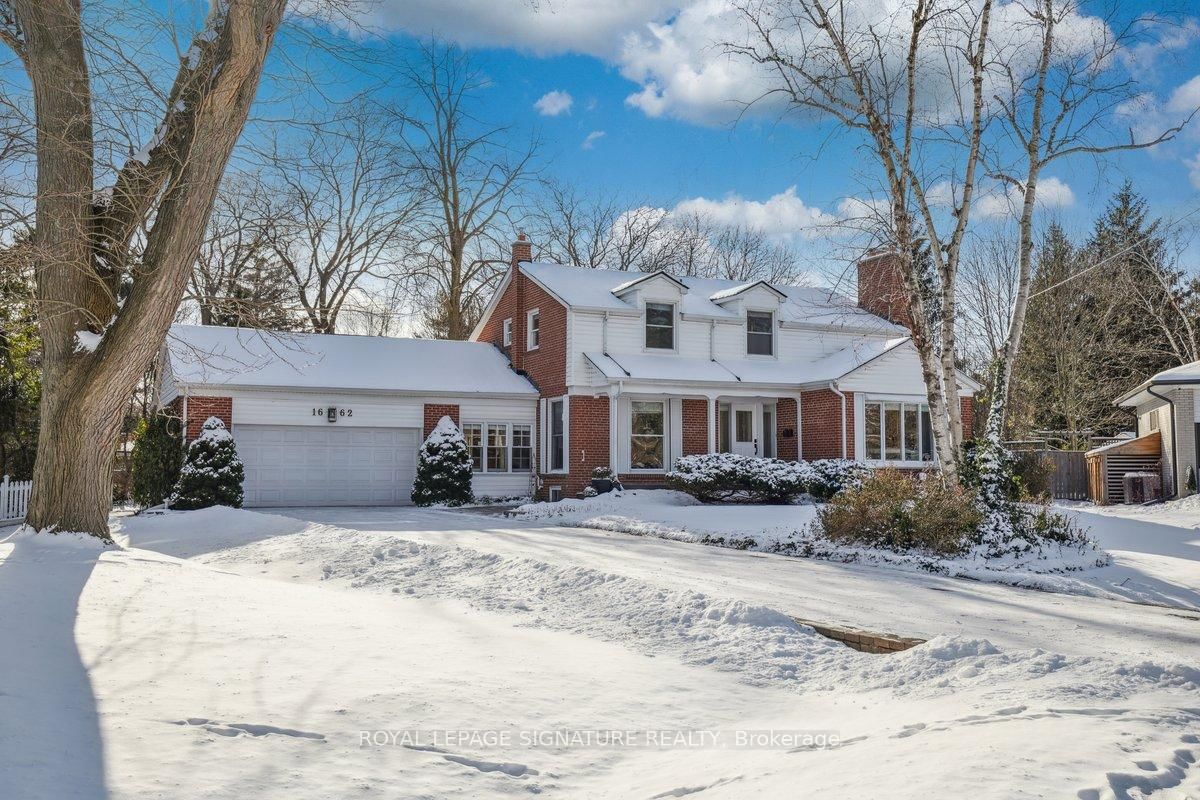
[511,232,532,267]
[857,249,912,329]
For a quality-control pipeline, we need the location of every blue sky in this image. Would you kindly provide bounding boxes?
[188,1,1200,259]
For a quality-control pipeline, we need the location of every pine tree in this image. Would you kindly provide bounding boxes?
[131,413,184,507]
[411,416,473,506]
[171,417,245,510]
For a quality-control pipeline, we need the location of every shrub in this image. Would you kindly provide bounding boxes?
[1012,451,1054,500]
[411,416,473,507]
[591,466,615,480]
[817,469,981,556]
[667,453,813,504]
[171,417,244,510]
[806,458,871,500]
[131,414,183,507]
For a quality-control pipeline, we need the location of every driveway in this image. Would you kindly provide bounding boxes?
[272,506,1200,664]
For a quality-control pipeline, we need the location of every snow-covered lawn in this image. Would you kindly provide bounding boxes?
[514,490,1200,610]
[2,504,1199,798]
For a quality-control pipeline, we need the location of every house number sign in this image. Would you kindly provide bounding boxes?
[312,406,354,422]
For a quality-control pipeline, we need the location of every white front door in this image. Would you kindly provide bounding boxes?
[731,403,759,457]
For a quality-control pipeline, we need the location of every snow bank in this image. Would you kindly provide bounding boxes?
[516,490,1115,597]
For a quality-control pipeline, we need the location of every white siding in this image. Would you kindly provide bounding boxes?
[838,346,929,395]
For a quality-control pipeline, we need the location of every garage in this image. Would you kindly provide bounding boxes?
[237,425,418,507]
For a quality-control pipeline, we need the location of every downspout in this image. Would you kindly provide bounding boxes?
[829,381,847,460]
[1146,386,1179,499]
[602,311,609,355]
[797,392,803,461]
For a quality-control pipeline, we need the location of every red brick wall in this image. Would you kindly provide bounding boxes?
[801,389,854,460]
[423,404,460,438]
[181,396,233,440]
[681,399,709,456]
[477,267,567,398]
[776,398,798,461]
[857,251,912,329]
[960,395,975,440]
[564,395,609,497]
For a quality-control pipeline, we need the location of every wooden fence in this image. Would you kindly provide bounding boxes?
[1008,447,1089,500]
[1,475,32,524]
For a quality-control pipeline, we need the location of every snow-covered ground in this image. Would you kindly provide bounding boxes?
[513,490,1200,610]
[3,504,1199,798]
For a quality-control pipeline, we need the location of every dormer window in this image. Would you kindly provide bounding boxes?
[747,310,774,356]
[645,302,675,350]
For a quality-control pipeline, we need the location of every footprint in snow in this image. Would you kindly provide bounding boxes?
[170,718,325,742]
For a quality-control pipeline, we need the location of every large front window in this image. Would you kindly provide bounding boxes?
[864,401,933,462]
[747,311,774,355]
[630,401,665,469]
[645,303,674,350]
[462,422,533,473]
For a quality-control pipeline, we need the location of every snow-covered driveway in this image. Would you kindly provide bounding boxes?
[278,505,1200,664]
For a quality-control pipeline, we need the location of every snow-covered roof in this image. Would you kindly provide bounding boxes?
[518,262,905,333]
[583,337,911,388]
[163,325,537,398]
[1115,360,1200,406]
[708,280,787,303]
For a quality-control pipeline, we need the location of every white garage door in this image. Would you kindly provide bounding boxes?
[237,425,419,507]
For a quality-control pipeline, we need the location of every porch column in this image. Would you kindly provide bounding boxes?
[707,395,717,453]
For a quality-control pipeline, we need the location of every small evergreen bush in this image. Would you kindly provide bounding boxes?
[667,453,814,503]
[171,417,244,510]
[806,458,871,500]
[817,469,981,556]
[131,413,183,507]
[412,416,473,507]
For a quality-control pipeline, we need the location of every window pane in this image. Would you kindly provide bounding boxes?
[920,408,933,461]
[646,326,674,349]
[884,402,902,460]
[645,303,674,349]
[646,303,673,326]
[735,409,753,442]
[463,424,483,471]
[747,312,774,355]
[748,332,773,356]
[719,406,731,453]
[630,436,664,469]
[903,405,919,461]
[487,424,509,471]
[762,409,775,458]
[512,423,532,471]
[747,311,772,333]
[865,404,881,460]
[550,401,564,471]
[631,401,664,435]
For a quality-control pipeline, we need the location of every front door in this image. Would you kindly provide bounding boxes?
[731,403,759,457]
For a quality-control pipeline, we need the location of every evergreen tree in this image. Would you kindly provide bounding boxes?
[0,235,41,479]
[411,416,473,506]
[171,417,244,510]
[130,414,184,507]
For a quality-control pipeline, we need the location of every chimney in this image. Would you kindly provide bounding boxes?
[511,232,532,267]
[857,249,912,329]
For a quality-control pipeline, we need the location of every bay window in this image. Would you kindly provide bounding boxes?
[630,401,665,469]
[864,400,933,462]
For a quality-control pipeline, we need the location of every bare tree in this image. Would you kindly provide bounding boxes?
[188,173,296,329]
[958,229,1019,375]
[3,0,287,536]
[729,0,996,482]
[398,43,537,340]
[262,105,416,334]
[983,0,1196,443]
[529,181,621,269]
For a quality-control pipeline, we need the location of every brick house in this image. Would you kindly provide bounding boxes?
[470,237,978,499]
[160,236,977,507]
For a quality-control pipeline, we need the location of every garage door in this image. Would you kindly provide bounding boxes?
[236,425,419,507]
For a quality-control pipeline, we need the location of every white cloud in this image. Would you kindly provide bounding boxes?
[930,176,1075,221]
[581,130,606,150]
[534,90,574,116]
[1188,151,1200,190]
[1168,75,1200,115]
[671,186,839,240]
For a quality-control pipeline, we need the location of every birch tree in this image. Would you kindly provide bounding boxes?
[2,0,287,537]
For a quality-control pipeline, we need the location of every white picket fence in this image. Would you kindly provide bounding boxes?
[1,475,32,524]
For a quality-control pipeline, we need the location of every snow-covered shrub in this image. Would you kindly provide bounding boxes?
[171,417,244,510]
[805,459,870,500]
[667,453,814,504]
[131,413,183,507]
[411,416,473,507]
[591,466,615,480]
[817,469,981,556]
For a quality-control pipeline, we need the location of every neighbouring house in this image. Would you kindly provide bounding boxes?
[159,235,977,507]
[1094,363,1200,503]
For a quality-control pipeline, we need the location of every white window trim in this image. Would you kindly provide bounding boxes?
[527,308,540,351]
[542,396,568,474]
[462,421,534,474]
[745,308,777,359]
[642,301,678,353]
[628,398,669,473]
[856,393,936,467]
[502,318,513,347]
